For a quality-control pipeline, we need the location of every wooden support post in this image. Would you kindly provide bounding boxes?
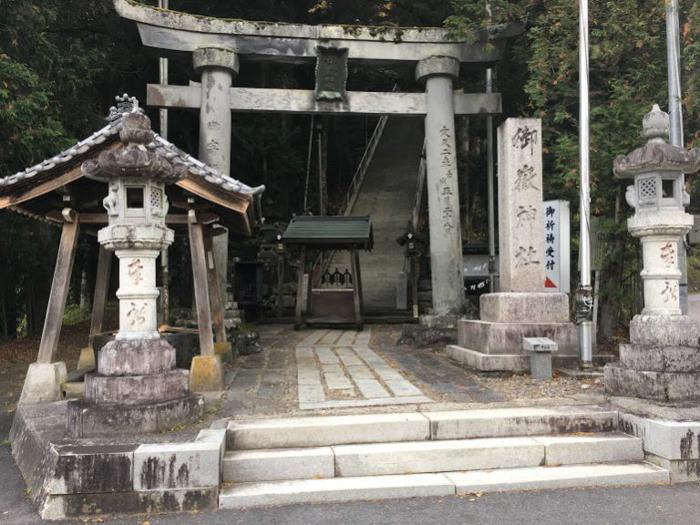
[295,248,306,329]
[350,250,363,330]
[204,229,227,344]
[37,213,80,364]
[188,216,215,357]
[411,256,420,319]
[276,254,284,318]
[89,246,112,345]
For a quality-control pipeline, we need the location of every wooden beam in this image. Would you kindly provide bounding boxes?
[148,84,502,116]
[47,211,220,225]
[37,216,80,364]
[350,250,363,330]
[89,247,113,345]
[203,229,227,344]
[188,215,215,357]
[176,178,251,234]
[0,142,120,210]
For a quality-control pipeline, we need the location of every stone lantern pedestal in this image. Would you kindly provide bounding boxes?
[67,103,203,437]
[605,105,700,402]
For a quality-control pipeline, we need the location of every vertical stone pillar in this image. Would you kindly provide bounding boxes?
[115,249,160,340]
[193,47,239,176]
[416,56,464,316]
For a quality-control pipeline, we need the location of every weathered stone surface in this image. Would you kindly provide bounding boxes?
[619,344,700,372]
[447,463,669,494]
[445,344,529,372]
[45,444,136,495]
[618,412,700,461]
[228,413,430,450]
[629,314,699,347]
[18,362,68,405]
[333,437,544,477]
[480,293,570,323]
[189,355,224,392]
[604,363,700,402]
[42,488,218,520]
[646,453,700,482]
[497,118,545,293]
[195,428,227,468]
[219,474,455,509]
[530,352,553,380]
[67,395,204,437]
[98,338,176,376]
[534,434,643,466]
[133,441,221,491]
[457,319,578,355]
[85,369,189,404]
[193,47,239,73]
[223,447,335,483]
[426,406,617,440]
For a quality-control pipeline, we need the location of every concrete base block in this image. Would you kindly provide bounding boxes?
[426,406,617,440]
[457,319,578,356]
[604,362,700,402]
[98,338,176,376]
[530,352,553,380]
[419,313,460,330]
[447,463,669,494]
[629,315,700,347]
[533,434,643,466]
[133,441,221,491]
[189,355,224,392]
[224,447,335,483]
[214,341,233,360]
[646,453,700,482]
[332,437,544,477]
[480,292,570,323]
[42,488,218,520]
[84,369,189,405]
[446,345,529,372]
[76,347,96,370]
[219,473,455,508]
[228,413,430,450]
[66,395,204,437]
[19,362,68,405]
[619,343,700,373]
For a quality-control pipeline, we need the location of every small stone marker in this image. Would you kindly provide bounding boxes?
[523,337,557,380]
[497,118,545,292]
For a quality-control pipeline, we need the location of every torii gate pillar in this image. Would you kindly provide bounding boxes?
[193,47,239,176]
[416,56,465,318]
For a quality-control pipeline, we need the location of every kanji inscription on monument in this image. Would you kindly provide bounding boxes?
[497,118,546,292]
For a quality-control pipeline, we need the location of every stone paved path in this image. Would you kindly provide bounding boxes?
[295,329,432,409]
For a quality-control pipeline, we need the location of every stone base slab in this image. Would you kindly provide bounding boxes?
[66,395,204,438]
[630,315,699,347]
[480,293,570,324]
[446,345,529,372]
[619,344,700,373]
[98,338,176,376]
[18,362,68,405]
[84,369,189,405]
[604,363,700,402]
[457,319,578,355]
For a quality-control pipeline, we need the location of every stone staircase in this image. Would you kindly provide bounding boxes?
[218,406,669,508]
[334,116,424,312]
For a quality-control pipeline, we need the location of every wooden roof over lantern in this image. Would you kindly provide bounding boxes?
[0,97,265,235]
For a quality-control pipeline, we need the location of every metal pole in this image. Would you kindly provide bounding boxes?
[578,0,593,366]
[486,1,497,293]
[666,0,688,313]
[158,0,169,140]
[486,68,496,292]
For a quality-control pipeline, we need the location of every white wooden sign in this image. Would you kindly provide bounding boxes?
[543,199,570,294]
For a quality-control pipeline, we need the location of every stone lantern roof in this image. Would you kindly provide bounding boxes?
[613,104,700,179]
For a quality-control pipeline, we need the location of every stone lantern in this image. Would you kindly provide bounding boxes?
[68,100,203,436]
[604,104,700,402]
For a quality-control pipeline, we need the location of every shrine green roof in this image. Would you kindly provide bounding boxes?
[282,216,373,250]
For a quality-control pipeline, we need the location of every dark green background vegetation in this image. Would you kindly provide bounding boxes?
[1,0,699,339]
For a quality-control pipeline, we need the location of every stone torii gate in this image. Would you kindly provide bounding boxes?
[114,0,518,318]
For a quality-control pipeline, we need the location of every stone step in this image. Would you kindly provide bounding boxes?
[332,434,642,477]
[226,407,618,450]
[223,447,335,483]
[218,463,668,509]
